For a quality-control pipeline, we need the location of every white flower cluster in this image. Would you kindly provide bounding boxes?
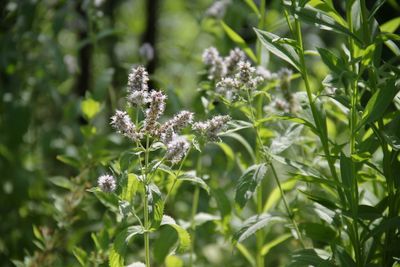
[165,135,190,164]
[144,91,167,135]
[127,66,150,106]
[110,110,142,141]
[193,115,231,141]
[159,110,194,143]
[205,0,231,19]
[111,66,198,164]
[110,65,233,164]
[98,174,116,192]
[202,47,270,100]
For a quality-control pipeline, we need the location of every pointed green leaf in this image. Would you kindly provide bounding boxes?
[254,28,301,71]
[81,98,101,120]
[161,215,191,253]
[380,17,400,33]
[235,163,268,208]
[358,78,398,129]
[178,172,210,194]
[287,4,362,44]
[288,249,336,267]
[233,213,285,243]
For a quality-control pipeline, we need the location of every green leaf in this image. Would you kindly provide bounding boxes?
[307,0,347,26]
[366,216,400,240]
[233,213,285,243]
[368,0,387,21]
[81,98,101,120]
[50,176,73,190]
[56,154,81,169]
[340,153,354,191]
[118,200,131,219]
[177,172,210,194]
[295,91,327,136]
[380,17,400,33]
[236,243,256,267]
[125,225,145,243]
[165,255,183,267]
[299,189,339,210]
[109,230,127,267]
[161,215,191,253]
[147,183,164,229]
[317,48,344,74]
[121,173,139,202]
[299,222,337,243]
[193,212,220,227]
[287,4,362,44]
[270,124,303,154]
[334,246,356,267]
[73,247,88,266]
[222,120,254,135]
[154,227,178,264]
[109,225,144,267]
[221,21,257,62]
[242,0,260,17]
[254,28,301,71]
[271,155,323,179]
[288,249,336,267]
[235,163,268,208]
[358,78,398,129]
[90,187,119,211]
[261,233,292,256]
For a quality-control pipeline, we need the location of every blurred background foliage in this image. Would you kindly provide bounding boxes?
[0,0,398,266]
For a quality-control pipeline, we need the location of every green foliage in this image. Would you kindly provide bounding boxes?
[3,0,400,267]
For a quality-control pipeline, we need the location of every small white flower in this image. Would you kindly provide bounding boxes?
[224,48,246,73]
[202,47,227,80]
[127,66,149,91]
[165,135,190,164]
[110,110,140,141]
[98,174,116,192]
[143,91,167,135]
[205,0,231,19]
[193,115,231,141]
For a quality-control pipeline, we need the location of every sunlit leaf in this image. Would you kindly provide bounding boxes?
[233,213,285,243]
[81,98,101,120]
[254,28,301,71]
[161,215,191,253]
[235,163,268,208]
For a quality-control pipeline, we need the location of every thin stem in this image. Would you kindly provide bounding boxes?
[245,89,264,267]
[143,188,151,267]
[346,3,362,264]
[163,147,192,205]
[256,0,267,63]
[270,164,305,248]
[189,186,200,267]
[143,134,151,267]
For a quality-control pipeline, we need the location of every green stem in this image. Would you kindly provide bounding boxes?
[270,164,304,248]
[143,135,151,267]
[256,0,267,64]
[289,1,346,206]
[143,188,151,267]
[189,186,200,267]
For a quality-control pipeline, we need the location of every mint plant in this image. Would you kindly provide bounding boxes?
[93,66,230,267]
